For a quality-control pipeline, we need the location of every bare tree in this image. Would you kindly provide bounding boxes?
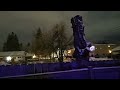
[51,22,67,62]
[31,27,44,60]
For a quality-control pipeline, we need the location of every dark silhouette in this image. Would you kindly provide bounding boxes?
[19,43,23,51]
[71,15,91,60]
[25,42,31,52]
[95,54,99,58]
[32,27,44,57]
[51,23,67,62]
[71,15,94,67]
[3,32,21,51]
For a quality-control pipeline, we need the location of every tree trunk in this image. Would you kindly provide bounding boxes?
[58,49,64,70]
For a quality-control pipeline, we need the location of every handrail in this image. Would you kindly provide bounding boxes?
[1,66,120,79]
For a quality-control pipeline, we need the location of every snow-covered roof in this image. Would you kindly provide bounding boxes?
[112,46,120,52]
[0,51,25,57]
[26,53,34,56]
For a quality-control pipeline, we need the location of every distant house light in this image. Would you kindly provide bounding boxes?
[6,56,12,62]
[33,54,36,58]
[109,50,112,53]
[108,45,110,47]
[68,50,71,54]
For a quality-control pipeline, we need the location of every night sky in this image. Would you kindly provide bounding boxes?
[0,11,120,50]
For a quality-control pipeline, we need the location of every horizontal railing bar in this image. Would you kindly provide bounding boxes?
[1,66,120,79]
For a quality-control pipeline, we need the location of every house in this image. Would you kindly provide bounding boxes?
[112,46,120,54]
[0,51,26,62]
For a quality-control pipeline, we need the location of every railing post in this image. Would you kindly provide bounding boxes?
[34,62,35,74]
[88,66,94,79]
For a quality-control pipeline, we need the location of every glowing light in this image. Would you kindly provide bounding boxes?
[109,50,112,53]
[6,56,12,62]
[90,46,95,52]
[33,54,36,58]
[68,50,71,54]
[108,45,110,47]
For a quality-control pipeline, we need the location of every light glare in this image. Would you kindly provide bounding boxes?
[68,50,71,54]
[90,46,95,51]
[109,50,112,53]
[33,54,36,58]
[6,56,12,62]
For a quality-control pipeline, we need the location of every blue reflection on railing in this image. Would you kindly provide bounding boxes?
[0,60,120,78]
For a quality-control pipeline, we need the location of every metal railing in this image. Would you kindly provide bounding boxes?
[1,66,120,79]
[0,60,120,79]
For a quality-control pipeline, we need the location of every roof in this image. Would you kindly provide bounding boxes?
[112,46,120,52]
[0,51,25,57]
[26,53,34,56]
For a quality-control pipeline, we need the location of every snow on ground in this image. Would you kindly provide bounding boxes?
[89,57,113,61]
